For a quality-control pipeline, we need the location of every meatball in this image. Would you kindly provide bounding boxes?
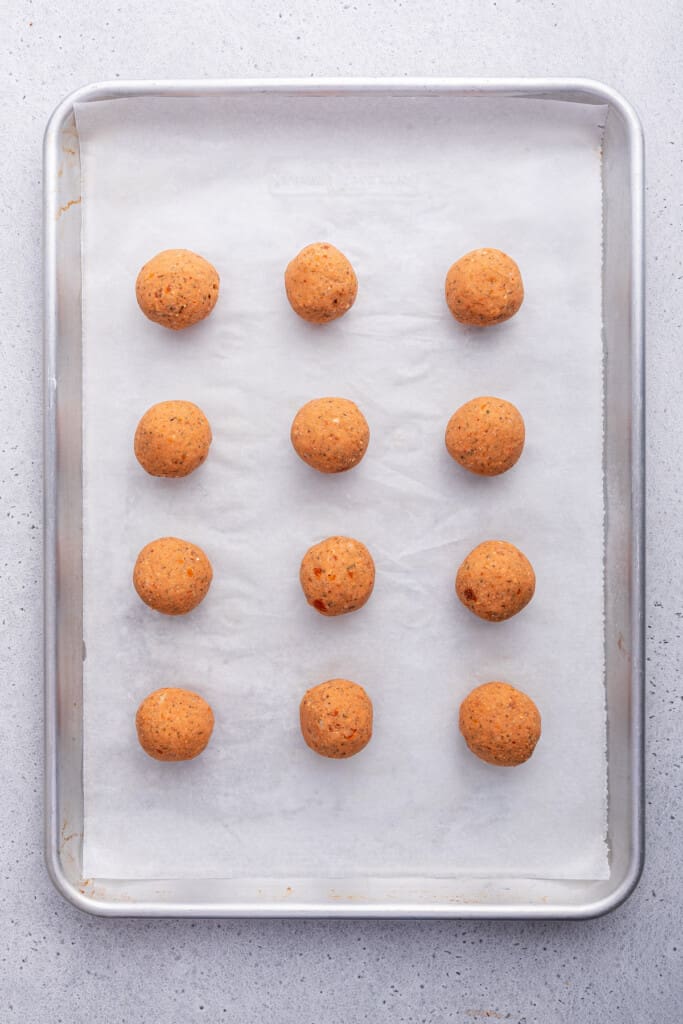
[445,396,525,476]
[290,397,369,473]
[135,248,219,330]
[459,681,541,766]
[133,536,213,615]
[299,678,373,759]
[445,248,524,326]
[136,687,215,762]
[134,400,212,477]
[455,540,535,621]
[300,536,375,616]
[284,242,357,323]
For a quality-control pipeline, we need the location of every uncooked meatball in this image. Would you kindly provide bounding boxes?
[300,536,375,616]
[134,400,212,478]
[136,687,215,762]
[445,396,525,476]
[135,248,219,330]
[456,540,535,621]
[133,536,213,615]
[299,678,373,759]
[285,242,357,323]
[445,248,524,326]
[290,397,369,473]
[459,681,541,766]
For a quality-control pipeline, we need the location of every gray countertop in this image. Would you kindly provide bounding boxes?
[2,2,680,1020]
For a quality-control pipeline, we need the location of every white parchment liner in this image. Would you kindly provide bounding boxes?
[76,94,608,879]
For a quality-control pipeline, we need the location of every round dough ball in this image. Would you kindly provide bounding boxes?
[445,248,524,326]
[459,681,541,766]
[456,540,535,622]
[445,396,525,476]
[134,400,212,478]
[299,678,373,759]
[300,535,375,616]
[136,687,215,762]
[291,397,369,473]
[133,536,213,615]
[135,248,219,330]
[285,242,358,323]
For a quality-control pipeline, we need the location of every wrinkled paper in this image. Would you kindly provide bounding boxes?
[75,93,608,880]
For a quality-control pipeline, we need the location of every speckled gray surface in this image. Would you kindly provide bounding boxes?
[1,2,681,1020]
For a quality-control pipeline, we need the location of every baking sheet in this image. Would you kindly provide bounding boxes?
[75,94,608,880]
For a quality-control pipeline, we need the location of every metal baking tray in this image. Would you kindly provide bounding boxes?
[44,78,644,918]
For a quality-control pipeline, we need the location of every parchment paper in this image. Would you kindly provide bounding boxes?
[76,93,608,880]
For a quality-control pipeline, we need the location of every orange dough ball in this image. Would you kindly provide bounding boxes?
[456,540,535,622]
[285,242,357,323]
[300,535,375,616]
[135,248,219,330]
[299,679,373,759]
[290,397,369,473]
[136,687,215,762]
[445,248,524,326]
[133,536,213,615]
[134,400,212,478]
[445,396,525,476]
[459,681,541,766]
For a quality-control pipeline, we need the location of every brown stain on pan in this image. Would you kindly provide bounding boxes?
[56,196,81,219]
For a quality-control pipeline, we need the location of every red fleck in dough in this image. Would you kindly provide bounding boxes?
[456,540,535,622]
[459,681,541,766]
[133,536,213,615]
[290,397,369,473]
[135,248,219,330]
[299,678,373,759]
[445,248,524,326]
[445,396,525,476]
[136,687,214,762]
[300,536,375,616]
[284,242,357,323]
[134,400,212,478]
